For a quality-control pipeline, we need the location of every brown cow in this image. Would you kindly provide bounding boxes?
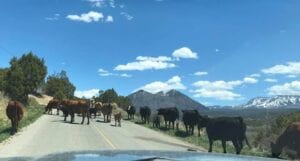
[271,122,300,158]
[114,112,122,127]
[100,103,115,123]
[45,99,60,115]
[60,99,90,125]
[6,101,24,135]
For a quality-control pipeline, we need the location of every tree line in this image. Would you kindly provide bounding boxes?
[0,52,75,104]
[0,52,131,108]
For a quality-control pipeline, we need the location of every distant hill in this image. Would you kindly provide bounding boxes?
[127,89,208,111]
[238,95,300,109]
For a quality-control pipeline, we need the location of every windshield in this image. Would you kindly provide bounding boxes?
[0,0,299,161]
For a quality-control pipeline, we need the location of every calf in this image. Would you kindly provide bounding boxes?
[140,106,151,124]
[6,101,24,135]
[271,122,300,158]
[198,116,251,154]
[126,105,135,120]
[182,109,199,135]
[114,112,122,127]
[152,114,161,128]
[100,103,113,122]
[157,107,179,130]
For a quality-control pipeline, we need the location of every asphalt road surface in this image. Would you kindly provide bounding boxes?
[0,112,205,158]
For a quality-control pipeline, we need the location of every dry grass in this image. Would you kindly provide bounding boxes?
[28,94,53,106]
[0,92,9,125]
[0,93,46,143]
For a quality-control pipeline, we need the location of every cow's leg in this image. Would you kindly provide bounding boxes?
[233,140,241,154]
[81,113,85,124]
[16,119,19,132]
[208,138,213,152]
[87,112,90,125]
[165,121,167,128]
[71,113,74,123]
[198,127,201,136]
[192,126,194,135]
[64,112,67,121]
[10,119,14,135]
[222,140,227,153]
[56,108,59,115]
[185,124,188,134]
[120,120,121,127]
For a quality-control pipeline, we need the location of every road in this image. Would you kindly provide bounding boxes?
[0,112,205,158]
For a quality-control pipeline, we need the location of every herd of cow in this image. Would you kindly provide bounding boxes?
[5,99,300,158]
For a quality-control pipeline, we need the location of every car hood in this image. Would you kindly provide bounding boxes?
[0,150,283,161]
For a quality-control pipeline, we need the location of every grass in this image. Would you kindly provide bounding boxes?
[129,116,269,158]
[0,96,45,143]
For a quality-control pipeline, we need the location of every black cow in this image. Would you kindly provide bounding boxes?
[89,108,99,118]
[182,109,199,135]
[126,106,136,120]
[152,114,161,128]
[140,106,151,124]
[157,107,179,130]
[198,116,251,154]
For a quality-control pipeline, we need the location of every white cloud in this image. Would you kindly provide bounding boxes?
[120,12,134,21]
[87,0,104,7]
[287,75,297,78]
[172,47,198,60]
[191,77,257,100]
[191,88,241,101]
[114,56,175,71]
[249,73,261,78]
[120,73,132,78]
[137,76,186,93]
[243,77,258,84]
[45,13,60,21]
[106,15,114,22]
[87,0,115,8]
[98,68,131,78]
[215,49,220,52]
[193,80,243,90]
[267,81,300,95]
[109,0,116,8]
[264,78,278,83]
[262,62,300,75]
[75,89,99,98]
[98,68,115,76]
[66,11,104,23]
[194,71,208,76]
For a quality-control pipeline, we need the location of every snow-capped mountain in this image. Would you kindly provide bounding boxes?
[240,95,300,109]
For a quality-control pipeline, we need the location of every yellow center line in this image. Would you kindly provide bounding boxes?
[91,123,117,149]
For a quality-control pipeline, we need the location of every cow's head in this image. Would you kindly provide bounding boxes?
[271,142,282,158]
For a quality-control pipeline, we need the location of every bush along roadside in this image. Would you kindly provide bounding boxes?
[0,98,45,143]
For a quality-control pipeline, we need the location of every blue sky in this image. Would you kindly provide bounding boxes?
[1,0,300,106]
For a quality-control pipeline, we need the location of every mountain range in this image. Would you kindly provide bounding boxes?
[127,89,208,111]
[237,95,300,109]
